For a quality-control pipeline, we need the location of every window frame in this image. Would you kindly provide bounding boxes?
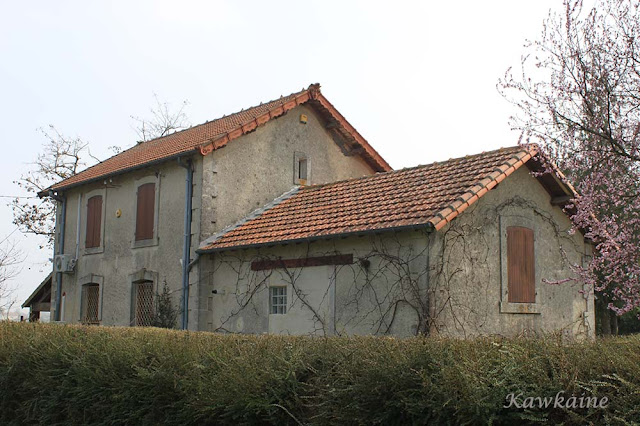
[83,189,106,255]
[132,175,160,249]
[269,286,288,315]
[129,268,158,326]
[499,215,541,314]
[78,273,103,324]
[132,280,155,327]
[293,151,310,185]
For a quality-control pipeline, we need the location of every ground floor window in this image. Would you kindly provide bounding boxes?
[269,286,287,314]
[133,280,154,326]
[81,284,100,325]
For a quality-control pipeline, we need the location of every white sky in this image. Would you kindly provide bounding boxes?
[0,0,559,317]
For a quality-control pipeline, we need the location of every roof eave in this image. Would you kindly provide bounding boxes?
[22,271,53,308]
[197,85,391,173]
[197,222,435,254]
[429,148,537,231]
[39,149,200,197]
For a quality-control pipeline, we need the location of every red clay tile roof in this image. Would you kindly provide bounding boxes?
[198,145,546,252]
[43,84,390,195]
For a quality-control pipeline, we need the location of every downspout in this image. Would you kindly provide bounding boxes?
[178,158,194,330]
[75,193,82,260]
[49,190,66,322]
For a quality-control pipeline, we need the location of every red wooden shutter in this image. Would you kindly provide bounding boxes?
[135,183,155,241]
[507,226,535,303]
[85,195,102,248]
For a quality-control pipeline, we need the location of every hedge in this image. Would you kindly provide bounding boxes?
[0,322,638,425]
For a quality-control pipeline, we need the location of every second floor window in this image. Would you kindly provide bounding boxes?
[85,195,103,248]
[135,183,155,241]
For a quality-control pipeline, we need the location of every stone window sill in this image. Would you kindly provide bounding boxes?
[500,301,541,314]
[84,246,104,255]
[132,238,158,249]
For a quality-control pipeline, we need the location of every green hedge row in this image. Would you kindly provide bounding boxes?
[0,322,638,425]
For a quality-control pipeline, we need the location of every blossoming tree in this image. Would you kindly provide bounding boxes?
[499,0,640,333]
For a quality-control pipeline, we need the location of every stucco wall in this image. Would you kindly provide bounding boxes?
[428,166,595,339]
[200,103,375,239]
[201,167,594,339]
[200,232,430,336]
[50,103,377,331]
[51,157,203,328]
[195,103,377,329]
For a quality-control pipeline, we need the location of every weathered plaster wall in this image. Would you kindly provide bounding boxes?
[51,156,203,329]
[196,103,377,329]
[200,104,375,239]
[200,231,430,336]
[50,103,378,331]
[201,167,594,339]
[428,166,595,339]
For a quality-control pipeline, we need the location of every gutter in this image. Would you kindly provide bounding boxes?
[177,157,194,330]
[49,190,66,322]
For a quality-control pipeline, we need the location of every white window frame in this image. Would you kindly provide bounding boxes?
[269,286,287,315]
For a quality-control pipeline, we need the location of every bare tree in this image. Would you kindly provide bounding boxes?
[11,126,94,248]
[12,95,190,249]
[131,94,190,142]
[0,239,22,320]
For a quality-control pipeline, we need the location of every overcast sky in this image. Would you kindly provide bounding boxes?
[0,0,560,316]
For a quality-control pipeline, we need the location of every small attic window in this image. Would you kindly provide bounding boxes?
[298,158,308,180]
[294,152,309,185]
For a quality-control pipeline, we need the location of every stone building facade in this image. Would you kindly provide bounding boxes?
[30,84,593,338]
[198,146,594,338]
[36,84,388,330]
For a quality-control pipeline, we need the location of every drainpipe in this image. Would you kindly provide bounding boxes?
[49,190,66,322]
[75,193,82,260]
[178,158,194,330]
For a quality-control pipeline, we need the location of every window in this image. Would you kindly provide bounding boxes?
[298,158,308,181]
[294,152,310,185]
[133,280,154,326]
[135,182,155,241]
[507,226,535,303]
[81,284,100,324]
[270,286,287,314]
[85,195,103,248]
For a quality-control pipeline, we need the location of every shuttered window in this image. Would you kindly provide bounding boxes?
[81,284,100,324]
[507,226,535,303]
[135,183,155,241]
[85,195,102,248]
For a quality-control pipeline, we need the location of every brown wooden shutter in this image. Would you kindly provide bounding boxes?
[135,183,155,241]
[85,195,102,248]
[507,226,535,303]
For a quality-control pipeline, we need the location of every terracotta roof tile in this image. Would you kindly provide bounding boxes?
[45,84,390,194]
[199,145,539,252]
